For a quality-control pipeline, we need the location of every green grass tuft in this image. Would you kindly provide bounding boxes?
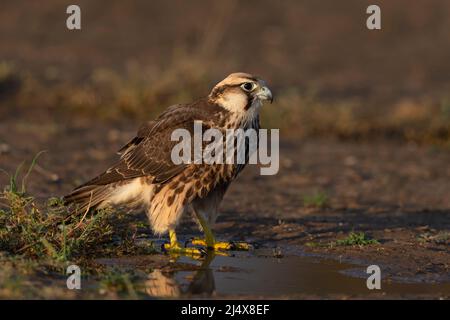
[303,191,329,208]
[334,232,379,246]
[0,156,157,264]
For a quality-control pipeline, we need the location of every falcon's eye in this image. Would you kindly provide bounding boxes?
[241,82,256,92]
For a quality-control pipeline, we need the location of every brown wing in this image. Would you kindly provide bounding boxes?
[74,100,221,190]
[117,120,156,156]
[116,104,185,157]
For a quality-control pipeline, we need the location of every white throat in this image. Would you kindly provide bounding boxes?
[219,96,262,129]
[216,92,248,113]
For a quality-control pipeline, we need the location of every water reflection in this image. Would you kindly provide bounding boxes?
[145,253,216,298]
[100,250,450,298]
[145,269,181,297]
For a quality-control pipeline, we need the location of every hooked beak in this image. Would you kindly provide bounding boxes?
[256,86,273,104]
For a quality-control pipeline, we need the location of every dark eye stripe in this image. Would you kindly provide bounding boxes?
[210,80,257,98]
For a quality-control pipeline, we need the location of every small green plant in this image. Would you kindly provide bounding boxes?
[0,155,156,263]
[303,191,329,208]
[334,232,379,246]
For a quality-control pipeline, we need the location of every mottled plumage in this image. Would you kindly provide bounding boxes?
[64,72,273,239]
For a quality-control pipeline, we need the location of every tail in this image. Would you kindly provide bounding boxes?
[64,177,150,216]
[63,184,113,214]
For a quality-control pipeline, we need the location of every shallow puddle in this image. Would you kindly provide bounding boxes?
[97,248,450,298]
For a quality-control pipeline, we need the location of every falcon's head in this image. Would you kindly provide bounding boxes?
[209,72,273,114]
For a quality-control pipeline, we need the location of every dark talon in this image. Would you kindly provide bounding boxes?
[199,247,208,256]
[184,237,194,248]
[161,242,168,253]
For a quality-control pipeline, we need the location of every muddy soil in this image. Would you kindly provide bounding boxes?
[0,116,449,299]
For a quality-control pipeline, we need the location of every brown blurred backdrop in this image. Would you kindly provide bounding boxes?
[0,0,449,143]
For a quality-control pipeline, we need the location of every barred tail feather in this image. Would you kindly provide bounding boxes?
[63,177,154,216]
[63,185,113,213]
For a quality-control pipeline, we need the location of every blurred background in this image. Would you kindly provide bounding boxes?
[0,0,449,144]
[0,0,449,210]
[0,2,449,299]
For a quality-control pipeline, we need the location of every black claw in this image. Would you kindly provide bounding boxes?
[184,237,194,248]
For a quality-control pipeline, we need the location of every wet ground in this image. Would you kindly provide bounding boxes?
[0,117,449,299]
[96,246,450,299]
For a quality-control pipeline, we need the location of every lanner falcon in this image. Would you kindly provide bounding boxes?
[64,73,273,256]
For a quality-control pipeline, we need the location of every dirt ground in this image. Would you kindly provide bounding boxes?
[0,0,449,299]
[0,115,448,298]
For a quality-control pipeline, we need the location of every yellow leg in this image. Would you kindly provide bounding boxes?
[190,211,251,251]
[169,229,178,245]
[163,229,205,258]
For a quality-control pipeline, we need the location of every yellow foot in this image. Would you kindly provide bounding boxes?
[187,238,252,251]
[162,242,206,259]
